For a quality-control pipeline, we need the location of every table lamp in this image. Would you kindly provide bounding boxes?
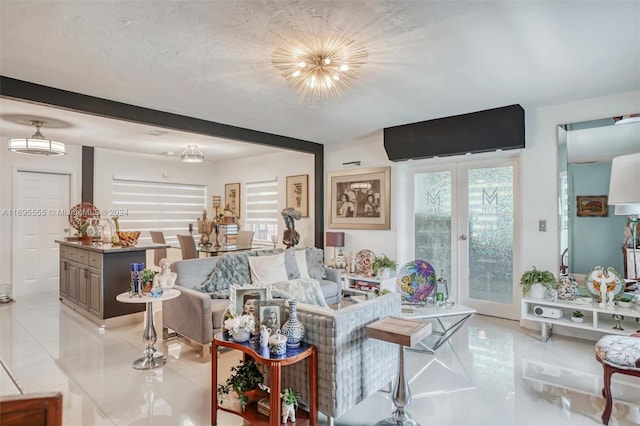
[608,152,640,282]
[326,232,346,269]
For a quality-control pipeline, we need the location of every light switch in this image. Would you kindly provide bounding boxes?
[539,220,547,232]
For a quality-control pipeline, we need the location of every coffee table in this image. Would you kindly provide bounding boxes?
[400,303,476,354]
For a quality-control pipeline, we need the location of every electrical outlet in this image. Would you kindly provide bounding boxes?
[539,220,547,232]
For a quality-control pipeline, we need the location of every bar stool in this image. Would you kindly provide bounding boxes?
[595,334,640,425]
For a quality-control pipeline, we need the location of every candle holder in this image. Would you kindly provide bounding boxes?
[612,314,625,330]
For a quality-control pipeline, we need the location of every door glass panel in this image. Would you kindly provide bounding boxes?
[467,166,514,304]
[414,171,452,283]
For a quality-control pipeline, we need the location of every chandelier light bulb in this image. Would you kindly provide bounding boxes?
[272,34,368,104]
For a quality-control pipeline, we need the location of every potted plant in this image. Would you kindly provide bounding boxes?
[281,388,301,423]
[140,268,158,294]
[571,310,584,323]
[372,254,397,279]
[217,359,264,410]
[520,267,556,299]
[618,295,634,308]
[223,314,255,343]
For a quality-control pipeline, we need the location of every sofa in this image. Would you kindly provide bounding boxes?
[162,247,341,360]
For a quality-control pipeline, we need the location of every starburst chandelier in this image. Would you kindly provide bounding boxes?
[272,34,368,104]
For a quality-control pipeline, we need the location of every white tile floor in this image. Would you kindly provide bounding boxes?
[1,292,639,426]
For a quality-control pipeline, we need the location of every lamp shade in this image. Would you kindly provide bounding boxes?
[608,152,640,210]
[326,232,345,248]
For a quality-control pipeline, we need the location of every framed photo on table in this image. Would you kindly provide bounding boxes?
[576,195,608,217]
[258,299,287,332]
[229,283,272,321]
[286,174,309,217]
[225,183,241,219]
[328,167,390,229]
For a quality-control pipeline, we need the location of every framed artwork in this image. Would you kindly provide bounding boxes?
[229,283,272,327]
[286,174,309,217]
[225,183,241,218]
[577,195,608,217]
[258,299,287,332]
[328,167,390,229]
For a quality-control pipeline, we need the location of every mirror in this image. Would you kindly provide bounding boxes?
[558,117,640,279]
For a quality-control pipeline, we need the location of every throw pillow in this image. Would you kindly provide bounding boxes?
[248,252,289,284]
[284,248,301,279]
[294,249,311,279]
[306,247,327,281]
[197,253,250,293]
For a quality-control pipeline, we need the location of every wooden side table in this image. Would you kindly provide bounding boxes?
[366,317,432,426]
[212,333,318,426]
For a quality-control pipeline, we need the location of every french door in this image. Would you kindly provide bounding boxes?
[411,158,520,319]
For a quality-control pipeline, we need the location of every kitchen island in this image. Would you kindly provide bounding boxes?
[55,240,170,327]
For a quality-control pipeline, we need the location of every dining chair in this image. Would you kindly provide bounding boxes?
[149,231,167,267]
[177,234,198,260]
[236,230,254,247]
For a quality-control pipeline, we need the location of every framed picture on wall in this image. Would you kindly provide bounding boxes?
[576,195,608,217]
[328,167,390,229]
[286,174,309,217]
[225,182,241,218]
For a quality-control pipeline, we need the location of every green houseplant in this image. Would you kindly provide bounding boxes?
[571,310,584,323]
[140,268,158,293]
[372,254,397,278]
[520,267,556,298]
[217,359,264,410]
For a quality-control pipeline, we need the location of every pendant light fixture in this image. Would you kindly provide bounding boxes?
[8,120,66,156]
[181,145,204,163]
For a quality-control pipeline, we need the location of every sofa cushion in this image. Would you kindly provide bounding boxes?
[249,252,289,284]
[295,250,311,279]
[306,247,327,280]
[283,248,301,279]
[197,252,251,293]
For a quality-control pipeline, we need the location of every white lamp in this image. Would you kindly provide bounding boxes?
[609,152,640,281]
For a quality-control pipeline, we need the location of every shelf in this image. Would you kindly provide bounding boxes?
[521,297,640,339]
[217,396,311,425]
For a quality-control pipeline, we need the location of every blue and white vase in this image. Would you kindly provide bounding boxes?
[281,299,305,348]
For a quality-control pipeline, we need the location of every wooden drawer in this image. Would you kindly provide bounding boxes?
[66,247,78,262]
[88,252,102,269]
[60,245,69,259]
[77,249,89,265]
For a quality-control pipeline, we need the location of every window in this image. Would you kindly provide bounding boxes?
[112,178,206,245]
[245,179,279,244]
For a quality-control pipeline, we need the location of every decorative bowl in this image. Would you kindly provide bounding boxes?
[617,300,632,309]
[117,231,140,247]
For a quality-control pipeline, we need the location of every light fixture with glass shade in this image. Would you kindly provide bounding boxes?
[181,145,204,163]
[608,152,640,282]
[613,114,640,125]
[8,120,66,156]
[272,34,368,105]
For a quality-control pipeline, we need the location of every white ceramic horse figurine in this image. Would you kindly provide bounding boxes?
[282,399,296,423]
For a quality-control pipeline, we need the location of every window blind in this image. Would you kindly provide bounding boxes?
[112,178,206,245]
[245,179,278,244]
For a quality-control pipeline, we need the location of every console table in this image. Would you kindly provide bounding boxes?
[521,297,640,342]
[212,333,318,426]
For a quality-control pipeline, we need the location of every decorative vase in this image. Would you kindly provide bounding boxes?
[281,300,305,348]
[527,283,547,299]
[231,329,251,343]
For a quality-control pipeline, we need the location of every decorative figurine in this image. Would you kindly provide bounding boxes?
[197,209,215,246]
[281,207,301,248]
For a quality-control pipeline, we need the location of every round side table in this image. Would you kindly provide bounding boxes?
[116,288,180,369]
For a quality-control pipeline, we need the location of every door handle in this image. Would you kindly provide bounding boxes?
[459,234,467,240]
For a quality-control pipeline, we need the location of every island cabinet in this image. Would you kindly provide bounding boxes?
[56,240,168,326]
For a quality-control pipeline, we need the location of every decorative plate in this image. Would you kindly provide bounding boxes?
[68,202,100,231]
[585,266,625,299]
[355,249,376,276]
[396,260,436,304]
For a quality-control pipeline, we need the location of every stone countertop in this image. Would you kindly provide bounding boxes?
[55,239,170,254]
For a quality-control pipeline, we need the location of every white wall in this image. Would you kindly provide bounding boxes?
[0,144,83,291]
[324,90,640,281]
[211,149,316,247]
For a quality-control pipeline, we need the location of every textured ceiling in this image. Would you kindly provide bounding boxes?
[0,1,638,159]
